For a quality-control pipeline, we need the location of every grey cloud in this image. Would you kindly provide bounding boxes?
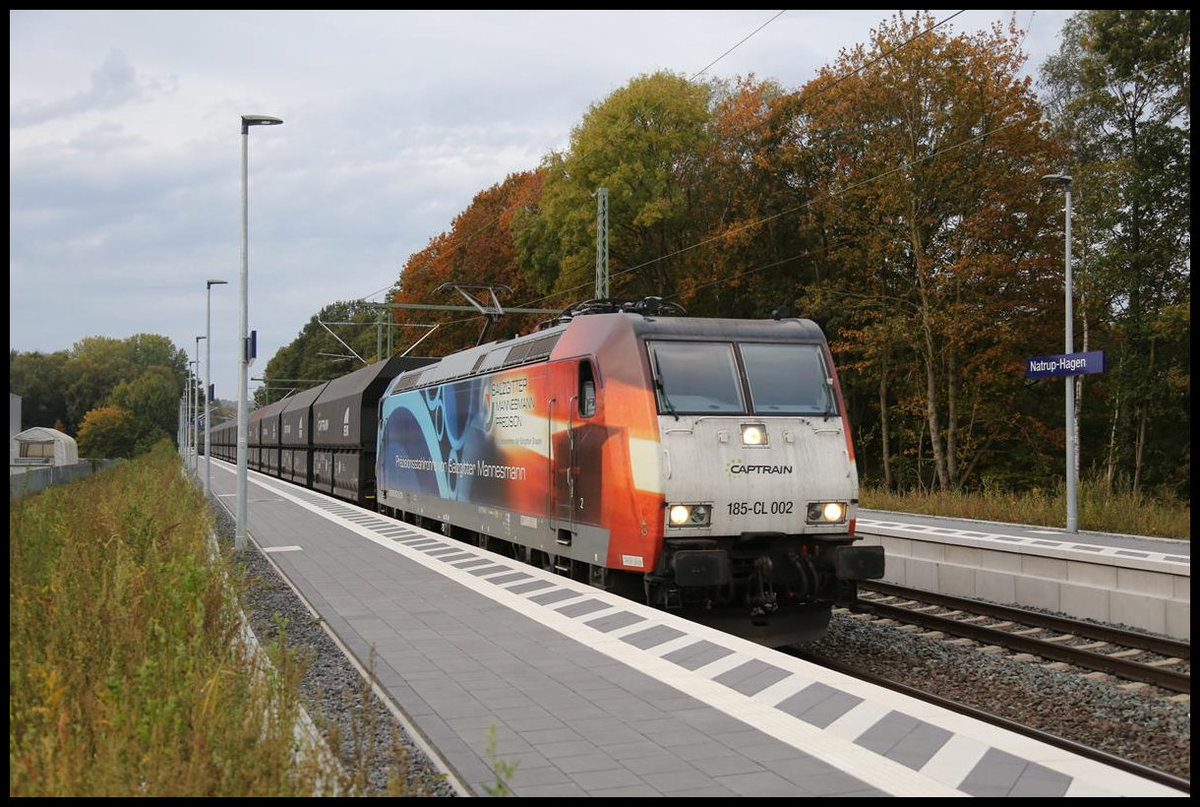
[10,50,157,128]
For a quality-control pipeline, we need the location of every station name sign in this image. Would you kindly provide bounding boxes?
[1026,350,1106,379]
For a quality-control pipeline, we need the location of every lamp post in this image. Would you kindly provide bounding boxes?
[188,359,199,472]
[205,279,227,497]
[194,337,205,476]
[237,114,284,553]
[1042,173,1076,533]
[180,391,187,462]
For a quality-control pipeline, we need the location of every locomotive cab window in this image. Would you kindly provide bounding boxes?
[578,360,597,418]
[648,341,745,414]
[741,343,835,415]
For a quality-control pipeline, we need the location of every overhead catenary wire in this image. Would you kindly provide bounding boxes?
[517,15,1175,314]
[356,9,794,311]
[359,11,1062,340]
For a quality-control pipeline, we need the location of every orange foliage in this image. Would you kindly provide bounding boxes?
[391,171,549,356]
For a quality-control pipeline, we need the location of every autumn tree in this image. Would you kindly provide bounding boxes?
[253,12,1187,503]
[677,76,825,319]
[392,170,548,357]
[794,12,1062,492]
[76,404,139,459]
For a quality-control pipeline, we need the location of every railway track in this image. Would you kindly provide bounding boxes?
[852,581,1190,695]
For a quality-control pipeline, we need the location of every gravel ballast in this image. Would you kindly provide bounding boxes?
[804,613,1191,783]
[211,501,460,797]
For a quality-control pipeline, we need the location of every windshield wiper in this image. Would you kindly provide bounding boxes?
[655,377,680,421]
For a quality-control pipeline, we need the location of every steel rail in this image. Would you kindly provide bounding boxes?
[862,581,1190,660]
[855,584,1189,694]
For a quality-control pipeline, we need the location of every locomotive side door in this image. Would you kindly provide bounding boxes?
[551,364,576,536]
[551,360,600,543]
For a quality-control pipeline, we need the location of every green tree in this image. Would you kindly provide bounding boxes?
[63,337,135,429]
[514,71,716,304]
[109,367,180,454]
[126,332,189,379]
[9,349,70,433]
[76,404,139,459]
[1041,9,1191,496]
[13,334,189,454]
[257,300,385,406]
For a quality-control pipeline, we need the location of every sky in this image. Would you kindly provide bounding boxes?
[10,9,1078,406]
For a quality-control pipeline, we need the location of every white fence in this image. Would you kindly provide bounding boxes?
[9,459,122,500]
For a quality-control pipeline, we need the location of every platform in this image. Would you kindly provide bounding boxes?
[208,461,1184,797]
[857,511,1190,640]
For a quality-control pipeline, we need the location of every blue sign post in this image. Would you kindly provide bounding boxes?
[1026,348,1104,535]
[1026,350,1105,379]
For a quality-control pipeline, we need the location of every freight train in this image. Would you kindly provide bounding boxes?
[208,298,884,645]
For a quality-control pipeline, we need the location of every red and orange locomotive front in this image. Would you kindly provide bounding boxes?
[376,301,883,645]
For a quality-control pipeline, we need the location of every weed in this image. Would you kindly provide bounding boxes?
[482,724,519,796]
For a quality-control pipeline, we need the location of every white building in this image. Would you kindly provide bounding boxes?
[9,392,20,440]
[10,426,79,467]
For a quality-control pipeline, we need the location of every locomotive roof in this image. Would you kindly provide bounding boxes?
[385,312,828,394]
[625,314,827,343]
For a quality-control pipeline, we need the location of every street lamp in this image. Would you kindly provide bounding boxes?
[205,279,227,497]
[1042,173,1076,533]
[237,113,284,552]
[180,389,187,461]
[194,336,206,476]
[188,359,199,472]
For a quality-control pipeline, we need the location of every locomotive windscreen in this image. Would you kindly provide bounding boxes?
[648,340,835,416]
[648,341,744,414]
[741,343,836,415]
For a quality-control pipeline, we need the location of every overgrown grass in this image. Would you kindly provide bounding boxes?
[860,478,1190,540]
[8,441,428,796]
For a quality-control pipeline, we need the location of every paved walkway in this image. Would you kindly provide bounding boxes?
[208,461,1184,797]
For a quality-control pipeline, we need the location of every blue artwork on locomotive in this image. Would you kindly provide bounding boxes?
[378,368,551,513]
[382,381,478,501]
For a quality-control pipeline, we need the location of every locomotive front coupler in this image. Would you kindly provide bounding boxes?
[786,551,821,602]
[747,555,779,617]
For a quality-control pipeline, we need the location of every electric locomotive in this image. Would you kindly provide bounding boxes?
[375,299,884,646]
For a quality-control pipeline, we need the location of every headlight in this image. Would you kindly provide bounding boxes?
[740,423,767,447]
[667,503,712,527]
[806,501,847,524]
